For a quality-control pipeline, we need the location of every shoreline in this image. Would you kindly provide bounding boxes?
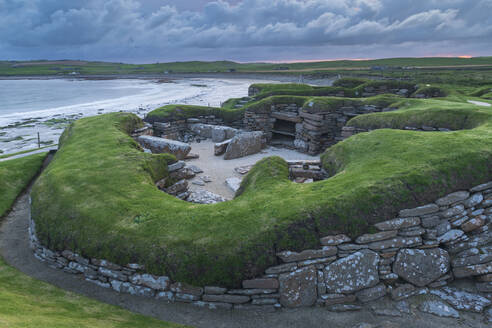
[0,72,337,85]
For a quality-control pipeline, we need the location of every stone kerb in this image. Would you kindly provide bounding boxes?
[29,181,492,312]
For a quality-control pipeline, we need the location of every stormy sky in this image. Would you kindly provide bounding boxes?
[1,0,491,63]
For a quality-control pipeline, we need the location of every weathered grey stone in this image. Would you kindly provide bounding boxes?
[277,247,337,263]
[225,177,242,193]
[265,263,297,274]
[227,289,276,296]
[437,229,464,244]
[430,287,491,313]
[464,193,484,208]
[476,282,492,293]
[477,274,492,282]
[170,282,203,296]
[337,243,368,251]
[279,265,317,308]
[355,230,397,244]
[418,300,459,318]
[167,161,185,172]
[471,181,492,192]
[214,139,231,156]
[298,256,336,267]
[187,189,225,204]
[441,205,465,218]
[110,280,155,297]
[453,262,492,278]
[203,286,227,295]
[398,226,426,237]
[393,248,449,287]
[320,234,351,246]
[461,216,486,232]
[175,293,200,302]
[251,298,278,305]
[187,165,203,174]
[421,215,441,228]
[322,294,356,305]
[242,278,279,289]
[326,304,362,312]
[211,125,237,142]
[390,284,428,300]
[375,217,421,231]
[137,136,191,160]
[193,301,232,310]
[324,250,380,294]
[436,191,470,206]
[355,284,386,303]
[165,179,188,196]
[202,294,250,304]
[436,221,451,236]
[98,267,128,281]
[130,274,169,291]
[452,253,492,268]
[189,123,213,138]
[224,131,263,160]
[399,204,439,218]
[367,236,422,251]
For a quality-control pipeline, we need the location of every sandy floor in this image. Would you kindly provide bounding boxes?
[184,140,319,199]
[467,100,491,107]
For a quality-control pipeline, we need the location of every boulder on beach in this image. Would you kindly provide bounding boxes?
[137,135,191,160]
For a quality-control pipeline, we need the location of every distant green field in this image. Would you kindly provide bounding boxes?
[1,57,492,76]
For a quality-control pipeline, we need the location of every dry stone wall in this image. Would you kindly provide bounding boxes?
[29,181,492,313]
[244,103,398,154]
[341,125,454,140]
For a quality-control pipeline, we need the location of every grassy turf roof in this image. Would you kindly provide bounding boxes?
[31,92,492,288]
[0,154,183,328]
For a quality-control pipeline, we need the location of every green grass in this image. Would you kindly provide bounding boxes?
[0,153,185,328]
[0,257,184,328]
[1,57,492,76]
[0,153,47,217]
[31,94,492,288]
[0,146,56,160]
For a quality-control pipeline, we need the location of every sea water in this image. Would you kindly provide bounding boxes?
[0,77,271,155]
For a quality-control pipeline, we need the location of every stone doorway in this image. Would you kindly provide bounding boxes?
[271,119,296,148]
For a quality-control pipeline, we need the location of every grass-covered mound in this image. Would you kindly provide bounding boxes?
[249,80,418,100]
[32,98,492,288]
[146,94,402,126]
[0,153,183,328]
[0,153,48,217]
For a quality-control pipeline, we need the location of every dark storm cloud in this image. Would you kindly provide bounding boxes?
[0,0,491,62]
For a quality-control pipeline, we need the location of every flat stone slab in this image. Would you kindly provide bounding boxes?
[436,191,469,206]
[137,136,191,160]
[324,250,380,294]
[224,131,263,160]
[430,287,491,313]
[393,248,449,287]
[374,217,421,231]
[277,247,337,263]
[418,300,459,318]
[187,189,226,204]
[320,234,351,246]
[279,265,317,308]
[225,177,242,193]
[399,204,439,217]
[355,230,398,244]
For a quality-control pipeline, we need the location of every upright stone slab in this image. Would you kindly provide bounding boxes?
[324,250,380,294]
[224,131,264,160]
[137,135,191,160]
[393,248,450,287]
[279,265,317,308]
